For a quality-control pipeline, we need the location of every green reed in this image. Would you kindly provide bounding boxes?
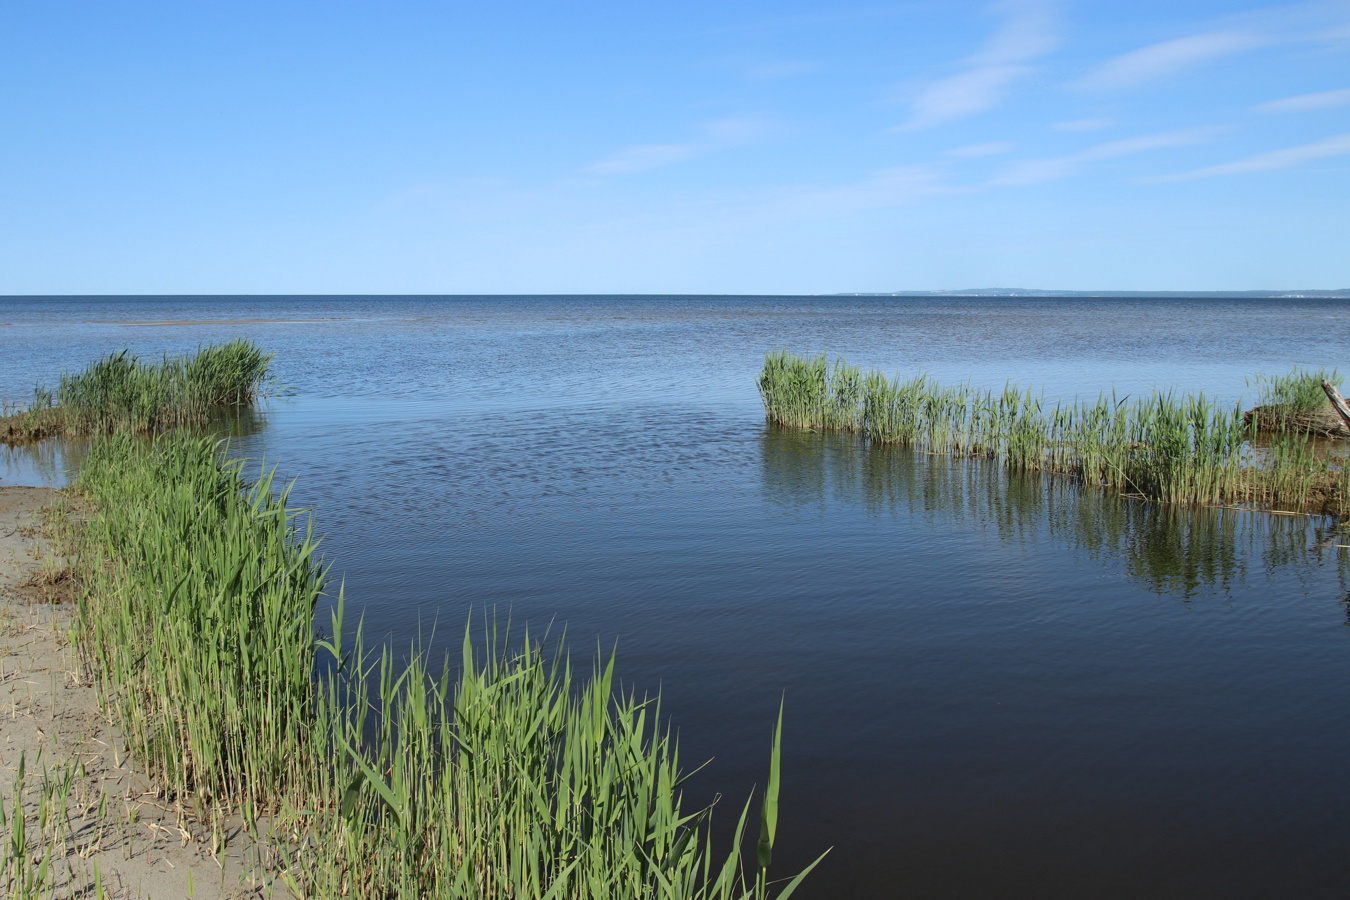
[758,350,1348,516]
[287,611,822,899]
[756,351,863,432]
[1244,368,1345,435]
[1248,368,1341,418]
[0,752,87,900]
[71,432,321,820]
[0,339,271,443]
[64,431,822,897]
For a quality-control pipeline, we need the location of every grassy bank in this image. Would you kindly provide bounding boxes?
[757,350,1349,516]
[0,339,271,444]
[63,432,820,898]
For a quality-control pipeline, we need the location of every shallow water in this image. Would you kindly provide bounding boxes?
[5,295,1350,898]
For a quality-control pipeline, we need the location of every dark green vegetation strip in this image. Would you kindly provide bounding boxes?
[0,338,271,443]
[758,350,1349,516]
[66,432,822,898]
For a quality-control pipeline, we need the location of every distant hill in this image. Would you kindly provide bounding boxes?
[838,288,1350,299]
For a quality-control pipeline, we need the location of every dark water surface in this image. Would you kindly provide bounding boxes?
[5,295,1350,898]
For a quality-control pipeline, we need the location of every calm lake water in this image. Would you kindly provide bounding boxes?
[4,295,1350,898]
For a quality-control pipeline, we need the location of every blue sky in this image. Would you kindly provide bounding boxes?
[2,1,1348,294]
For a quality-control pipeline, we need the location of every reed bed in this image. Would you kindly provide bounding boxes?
[65,432,820,898]
[758,350,1349,517]
[72,433,321,822]
[0,339,271,444]
[291,617,820,899]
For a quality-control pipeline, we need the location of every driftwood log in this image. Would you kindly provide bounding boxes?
[1321,379,1350,434]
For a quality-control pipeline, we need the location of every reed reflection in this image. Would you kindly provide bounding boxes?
[0,405,268,489]
[208,403,269,441]
[1,437,70,486]
[760,423,1350,600]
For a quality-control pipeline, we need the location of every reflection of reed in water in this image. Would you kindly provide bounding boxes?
[2,437,64,484]
[0,436,92,487]
[760,424,1349,600]
[0,405,268,487]
[206,402,269,440]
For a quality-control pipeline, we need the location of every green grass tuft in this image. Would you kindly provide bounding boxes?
[1248,368,1342,418]
[0,339,271,444]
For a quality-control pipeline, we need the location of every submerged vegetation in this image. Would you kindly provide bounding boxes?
[0,338,271,443]
[60,432,820,898]
[758,351,1350,517]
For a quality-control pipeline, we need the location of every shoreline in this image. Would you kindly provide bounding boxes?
[0,486,269,899]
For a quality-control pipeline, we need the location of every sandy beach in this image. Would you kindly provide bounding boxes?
[0,487,270,899]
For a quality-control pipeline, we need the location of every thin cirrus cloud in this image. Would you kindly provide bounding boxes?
[586,116,772,175]
[948,141,1017,158]
[992,127,1216,185]
[1255,87,1350,113]
[587,144,702,175]
[897,0,1060,131]
[902,66,1034,130]
[1077,29,1263,91]
[762,165,956,221]
[1053,117,1114,132]
[1145,132,1350,182]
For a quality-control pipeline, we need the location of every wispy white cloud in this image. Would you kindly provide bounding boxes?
[1078,30,1263,91]
[588,145,702,175]
[896,0,1060,130]
[973,0,1061,63]
[1255,87,1350,113]
[903,65,1033,130]
[992,127,1216,185]
[761,165,956,220]
[1145,132,1350,182]
[948,141,1017,158]
[586,115,773,175]
[564,164,960,242]
[1053,117,1114,132]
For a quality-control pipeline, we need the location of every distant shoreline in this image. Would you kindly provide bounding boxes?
[839,289,1350,299]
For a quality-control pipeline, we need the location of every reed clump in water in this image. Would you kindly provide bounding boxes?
[0,339,271,444]
[1243,368,1348,437]
[66,431,822,898]
[758,350,1349,516]
[293,619,821,899]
